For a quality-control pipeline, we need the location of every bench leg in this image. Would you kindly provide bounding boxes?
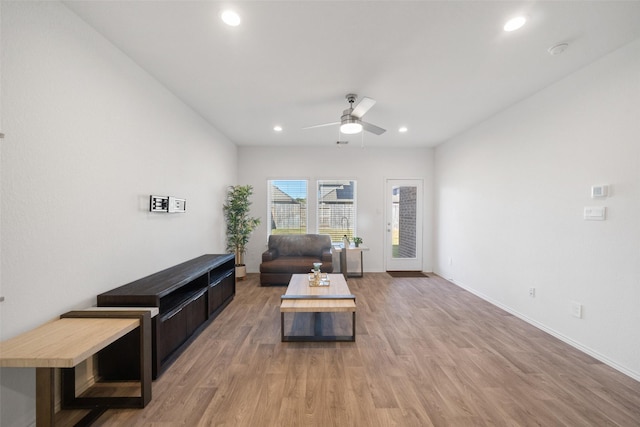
[60,311,152,411]
[35,368,55,427]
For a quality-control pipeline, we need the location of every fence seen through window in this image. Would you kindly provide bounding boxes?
[318,180,356,243]
[268,180,307,235]
[268,179,357,243]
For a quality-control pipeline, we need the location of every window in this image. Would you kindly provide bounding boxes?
[317,180,356,242]
[268,180,307,235]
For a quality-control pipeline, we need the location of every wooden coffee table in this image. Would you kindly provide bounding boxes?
[280,273,356,342]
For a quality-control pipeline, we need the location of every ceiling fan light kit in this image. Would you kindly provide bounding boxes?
[340,119,363,134]
[304,93,386,137]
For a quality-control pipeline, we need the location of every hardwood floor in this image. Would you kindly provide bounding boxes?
[77,273,640,426]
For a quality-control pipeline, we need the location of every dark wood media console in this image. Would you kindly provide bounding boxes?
[97,254,235,379]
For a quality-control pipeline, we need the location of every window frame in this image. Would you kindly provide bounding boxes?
[316,179,357,243]
[267,179,309,237]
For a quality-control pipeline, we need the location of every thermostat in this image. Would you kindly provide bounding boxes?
[591,185,608,198]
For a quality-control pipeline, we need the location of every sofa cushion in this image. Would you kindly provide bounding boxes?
[268,234,331,258]
[260,256,325,274]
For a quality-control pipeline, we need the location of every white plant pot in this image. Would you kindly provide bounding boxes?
[236,265,247,280]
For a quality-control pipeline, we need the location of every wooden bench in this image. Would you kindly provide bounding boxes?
[280,274,356,342]
[0,309,154,427]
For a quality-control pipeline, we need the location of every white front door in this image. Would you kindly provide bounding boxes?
[385,179,423,271]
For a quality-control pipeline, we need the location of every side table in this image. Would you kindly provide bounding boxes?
[334,244,369,279]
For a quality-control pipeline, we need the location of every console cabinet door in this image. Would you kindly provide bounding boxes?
[221,273,235,302]
[186,292,207,336]
[209,282,223,315]
[157,309,187,363]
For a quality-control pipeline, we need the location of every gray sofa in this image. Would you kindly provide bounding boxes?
[260,234,333,286]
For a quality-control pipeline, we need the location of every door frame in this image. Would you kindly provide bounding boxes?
[384,178,424,271]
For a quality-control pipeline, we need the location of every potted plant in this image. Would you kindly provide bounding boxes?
[223,185,261,280]
[352,237,363,247]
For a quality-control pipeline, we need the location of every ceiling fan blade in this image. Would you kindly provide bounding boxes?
[302,121,340,130]
[361,121,386,135]
[351,97,376,119]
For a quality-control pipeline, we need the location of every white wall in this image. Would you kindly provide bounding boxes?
[435,38,640,380]
[238,146,434,274]
[0,2,237,425]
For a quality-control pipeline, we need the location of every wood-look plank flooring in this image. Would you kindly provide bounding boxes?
[64,273,640,426]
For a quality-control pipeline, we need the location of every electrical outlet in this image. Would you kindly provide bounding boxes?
[529,287,536,297]
[448,257,453,266]
[571,301,582,318]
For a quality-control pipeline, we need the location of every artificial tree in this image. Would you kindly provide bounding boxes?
[223,185,261,279]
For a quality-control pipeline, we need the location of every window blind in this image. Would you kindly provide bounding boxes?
[317,180,356,242]
[268,180,308,235]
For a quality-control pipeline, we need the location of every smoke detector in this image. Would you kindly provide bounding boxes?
[548,43,569,55]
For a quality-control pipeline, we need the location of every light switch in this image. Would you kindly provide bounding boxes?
[584,206,606,220]
[150,195,169,212]
[168,197,186,213]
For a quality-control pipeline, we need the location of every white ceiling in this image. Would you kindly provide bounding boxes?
[63,1,640,148]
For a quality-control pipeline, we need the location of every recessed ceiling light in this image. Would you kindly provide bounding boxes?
[504,16,526,32]
[273,125,283,132]
[399,126,408,133]
[221,10,241,27]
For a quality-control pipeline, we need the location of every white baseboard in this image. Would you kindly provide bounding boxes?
[439,273,640,383]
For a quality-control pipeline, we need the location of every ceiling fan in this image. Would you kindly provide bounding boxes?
[304,94,386,135]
